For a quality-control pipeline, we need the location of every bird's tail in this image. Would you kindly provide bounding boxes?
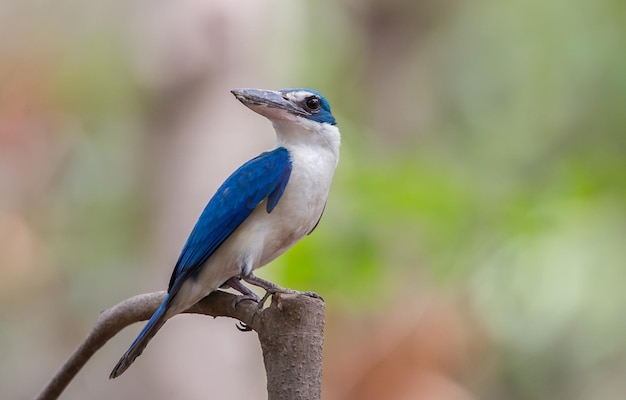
[109,295,170,379]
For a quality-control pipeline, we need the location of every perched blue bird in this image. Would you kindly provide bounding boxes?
[110,88,340,378]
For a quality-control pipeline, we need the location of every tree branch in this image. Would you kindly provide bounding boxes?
[36,290,325,400]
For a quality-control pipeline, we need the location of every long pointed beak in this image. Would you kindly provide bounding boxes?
[231,88,309,120]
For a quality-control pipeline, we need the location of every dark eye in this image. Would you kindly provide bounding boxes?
[305,97,320,111]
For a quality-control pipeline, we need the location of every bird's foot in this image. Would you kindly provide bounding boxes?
[224,277,261,307]
[223,277,260,331]
[232,293,260,307]
[275,289,324,301]
[300,291,324,301]
[232,296,257,332]
[257,287,324,309]
[242,273,324,308]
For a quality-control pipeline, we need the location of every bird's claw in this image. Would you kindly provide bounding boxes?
[236,321,253,332]
[232,293,260,308]
[256,289,324,309]
[301,291,324,301]
[257,290,274,309]
[232,293,259,332]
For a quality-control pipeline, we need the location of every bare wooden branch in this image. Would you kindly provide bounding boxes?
[36,290,325,400]
[257,294,326,400]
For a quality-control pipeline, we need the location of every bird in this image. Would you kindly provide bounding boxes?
[109,87,340,379]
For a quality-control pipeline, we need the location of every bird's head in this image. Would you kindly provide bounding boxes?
[231,87,336,125]
[231,88,340,155]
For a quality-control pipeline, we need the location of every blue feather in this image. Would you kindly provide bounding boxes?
[110,295,170,378]
[110,149,291,378]
[168,147,292,294]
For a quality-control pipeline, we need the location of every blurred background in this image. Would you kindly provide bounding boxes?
[1,0,625,399]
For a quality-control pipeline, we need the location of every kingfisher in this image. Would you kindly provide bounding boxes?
[110,88,340,378]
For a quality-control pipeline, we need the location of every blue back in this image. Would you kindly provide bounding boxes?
[167,147,292,295]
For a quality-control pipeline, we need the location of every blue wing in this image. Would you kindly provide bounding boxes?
[167,147,292,295]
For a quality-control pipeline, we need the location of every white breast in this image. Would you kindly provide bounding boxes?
[257,142,338,264]
[237,119,341,268]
